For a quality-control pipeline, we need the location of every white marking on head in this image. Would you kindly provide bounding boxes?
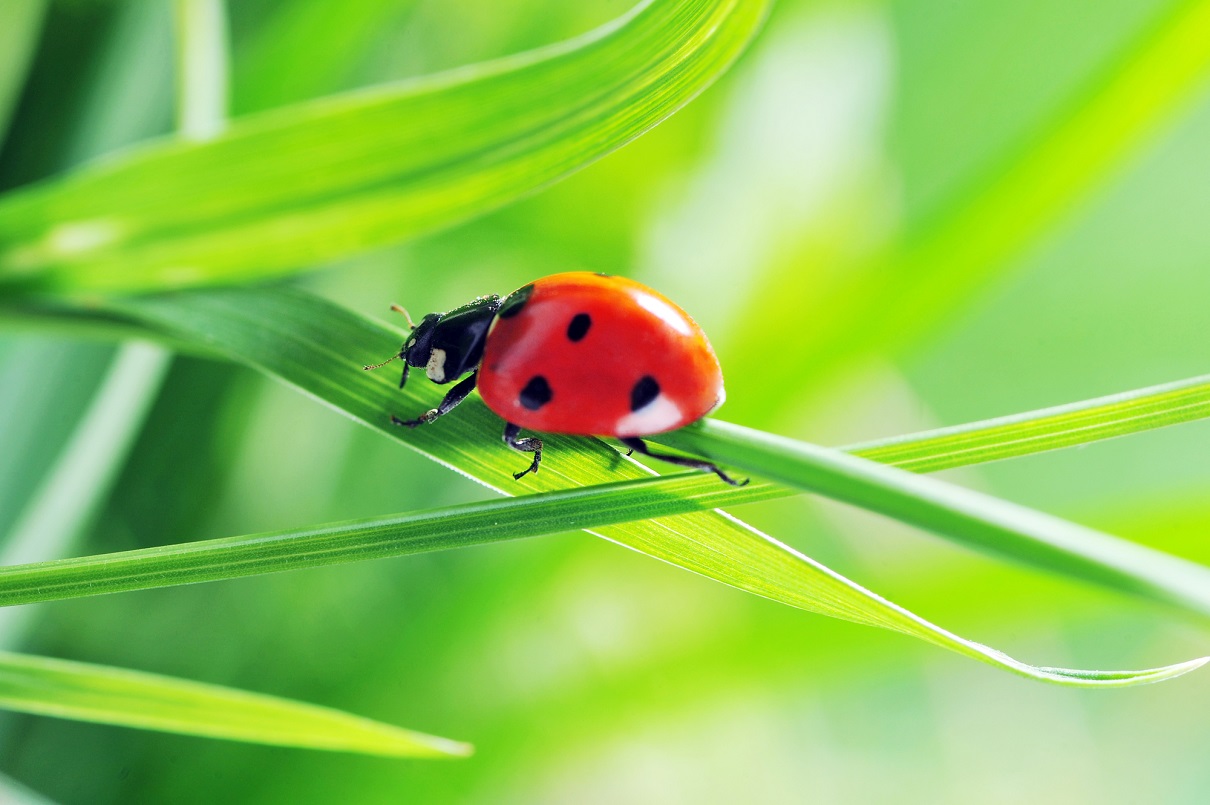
[635,293,693,336]
[426,348,447,382]
[616,395,683,437]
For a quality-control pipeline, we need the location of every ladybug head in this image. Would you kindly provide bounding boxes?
[402,312,443,371]
[364,296,502,389]
[363,309,442,389]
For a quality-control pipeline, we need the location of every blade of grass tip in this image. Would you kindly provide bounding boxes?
[656,418,1210,618]
[81,287,1208,686]
[0,650,470,757]
[0,0,771,293]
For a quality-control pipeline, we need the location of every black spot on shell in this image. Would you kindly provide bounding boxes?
[630,375,660,412]
[567,313,592,342]
[519,375,552,411]
[497,284,534,318]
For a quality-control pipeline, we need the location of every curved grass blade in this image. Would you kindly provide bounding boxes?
[0,471,1200,689]
[85,286,1207,687]
[0,0,770,293]
[659,419,1210,616]
[0,650,470,757]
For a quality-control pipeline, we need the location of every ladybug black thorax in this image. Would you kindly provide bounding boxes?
[402,295,502,384]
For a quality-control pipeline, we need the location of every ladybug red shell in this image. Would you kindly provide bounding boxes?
[478,273,725,437]
[367,272,743,485]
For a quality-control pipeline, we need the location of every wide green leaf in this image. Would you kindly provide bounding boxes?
[0,0,770,293]
[55,285,1201,687]
[0,650,470,757]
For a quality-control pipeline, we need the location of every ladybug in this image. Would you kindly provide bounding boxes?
[364,272,744,485]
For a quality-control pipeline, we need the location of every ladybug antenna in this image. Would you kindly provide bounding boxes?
[390,303,416,330]
[363,353,401,371]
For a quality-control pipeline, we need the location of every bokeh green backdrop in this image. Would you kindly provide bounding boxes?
[2,0,1210,801]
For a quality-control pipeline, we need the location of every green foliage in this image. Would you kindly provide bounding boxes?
[41,284,1192,685]
[2,0,1210,799]
[0,651,469,757]
[0,0,770,292]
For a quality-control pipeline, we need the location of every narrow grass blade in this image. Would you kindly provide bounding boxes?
[0,0,770,293]
[0,471,1200,689]
[0,650,470,757]
[659,419,1210,616]
[843,374,1210,473]
[0,473,779,606]
[72,286,1207,687]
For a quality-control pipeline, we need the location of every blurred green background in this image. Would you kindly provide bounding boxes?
[2,0,1210,801]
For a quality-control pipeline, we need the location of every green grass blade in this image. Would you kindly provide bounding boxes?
[0,470,1200,689]
[71,286,1205,687]
[0,650,470,757]
[0,473,780,606]
[843,374,1210,473]
[659,419,1210,616]
[0,0,770,293]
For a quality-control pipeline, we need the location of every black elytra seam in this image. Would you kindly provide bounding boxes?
[519,375,553,410]
[497,284,535,318]
[630,375,660,411]
[566,313,592,342]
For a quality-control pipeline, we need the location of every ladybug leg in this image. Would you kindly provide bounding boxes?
[398,362,410,390]
[392,372,477,428]
[503,422,543,480]
[618,437,748,487]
